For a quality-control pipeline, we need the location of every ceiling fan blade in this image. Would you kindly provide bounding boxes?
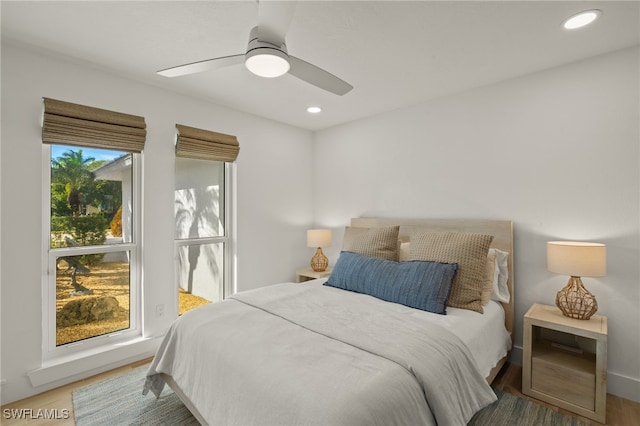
[257,0,297,45]
[288,56,353,96]
[157,54,245,77]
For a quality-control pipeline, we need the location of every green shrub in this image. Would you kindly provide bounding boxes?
[50,215,108,265]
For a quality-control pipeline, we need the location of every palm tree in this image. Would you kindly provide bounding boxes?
[51,149,96,216]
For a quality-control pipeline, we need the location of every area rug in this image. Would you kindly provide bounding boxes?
[73,365,198,425]
[468,389,589,426]
[73,365,589,425]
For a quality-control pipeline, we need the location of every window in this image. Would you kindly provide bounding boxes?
[41,98,145,359]
[174,159,231,314]
[173,124,238,314]
[45,145,141,355]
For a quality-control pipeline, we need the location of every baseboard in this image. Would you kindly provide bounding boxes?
[509,344,523,366]
[28,336,159,388]
[0,336,163,405]
[510,344,640,403]
[608,371,640,403]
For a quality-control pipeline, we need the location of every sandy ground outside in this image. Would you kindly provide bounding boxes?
[56,261,209,346]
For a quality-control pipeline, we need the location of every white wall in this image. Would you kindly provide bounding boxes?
[0,42,314,403]
[313,47,640,401]
[2,39,638,405]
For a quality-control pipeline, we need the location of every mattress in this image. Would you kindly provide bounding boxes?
[405,295,512,378]
[312,277,511,378]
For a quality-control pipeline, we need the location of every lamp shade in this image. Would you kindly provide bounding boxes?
[307,229,332,248]
[547,241,606,277]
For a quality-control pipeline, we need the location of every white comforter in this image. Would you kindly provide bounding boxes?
[144,281,497,425]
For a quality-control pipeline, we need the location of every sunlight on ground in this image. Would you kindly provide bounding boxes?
[178,288,210,316]
[56,262,210,345]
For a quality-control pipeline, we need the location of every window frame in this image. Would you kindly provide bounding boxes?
[41,144,142,361]
[174,161,234,308]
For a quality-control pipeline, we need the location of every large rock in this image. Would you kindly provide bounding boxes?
[57,296,120,327]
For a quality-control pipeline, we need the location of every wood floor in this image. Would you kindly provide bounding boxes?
[2,361,639,425]
[0,358,151,426]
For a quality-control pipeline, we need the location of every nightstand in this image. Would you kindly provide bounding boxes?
[523,303,607,423]
[295,267,332,283]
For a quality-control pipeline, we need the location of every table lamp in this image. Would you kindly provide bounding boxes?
[307,229,332,272]
[547,241,606,320]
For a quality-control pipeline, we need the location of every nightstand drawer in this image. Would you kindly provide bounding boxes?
[531,347,596,410]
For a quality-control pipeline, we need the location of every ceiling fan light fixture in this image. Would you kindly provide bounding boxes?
[245,47,290,78]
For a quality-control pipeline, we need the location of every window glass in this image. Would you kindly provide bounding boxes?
[55,251,130,346]
[50,145,132,247]
[174,158,224,240]
[175,242,223,314]
[48,144,137,351]
[175,158,227,314]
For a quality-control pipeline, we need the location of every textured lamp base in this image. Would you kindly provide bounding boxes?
[310,247,329,272]
[555,276,598,320]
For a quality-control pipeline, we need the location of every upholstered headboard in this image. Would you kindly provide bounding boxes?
[350,217,515,343]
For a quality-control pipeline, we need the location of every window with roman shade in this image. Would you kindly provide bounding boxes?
[41,97,145,359]
[42,97,146,152]
[175,124,239,162]
[174,124,237,315]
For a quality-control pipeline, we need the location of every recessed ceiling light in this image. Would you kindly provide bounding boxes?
[563,9,602,30]
[307,106,322,114]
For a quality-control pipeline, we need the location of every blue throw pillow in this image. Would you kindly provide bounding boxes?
[324,251,458,315]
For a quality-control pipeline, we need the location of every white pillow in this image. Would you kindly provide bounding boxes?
[489,248,510,303]
[399,241,410,261]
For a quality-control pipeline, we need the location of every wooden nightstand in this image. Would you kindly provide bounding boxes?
[523,303,607,423]
[295,267,332,283]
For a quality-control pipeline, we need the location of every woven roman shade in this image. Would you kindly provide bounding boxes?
[175,124,240,162]
[42,98,146,152]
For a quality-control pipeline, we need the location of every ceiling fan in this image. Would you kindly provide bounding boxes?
[157,1,353,96]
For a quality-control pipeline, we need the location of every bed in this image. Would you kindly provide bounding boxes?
[144,218,514,425]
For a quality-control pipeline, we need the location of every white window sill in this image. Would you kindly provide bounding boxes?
[28,335,161,388]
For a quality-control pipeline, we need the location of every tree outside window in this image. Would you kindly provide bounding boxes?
[49,145,135,347]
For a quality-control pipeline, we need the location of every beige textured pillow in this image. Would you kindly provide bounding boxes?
[481,250,497,306]
[342,226,400,261]
[409,231,493,313]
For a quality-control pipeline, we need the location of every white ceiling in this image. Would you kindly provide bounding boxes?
[2,1,638,131]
